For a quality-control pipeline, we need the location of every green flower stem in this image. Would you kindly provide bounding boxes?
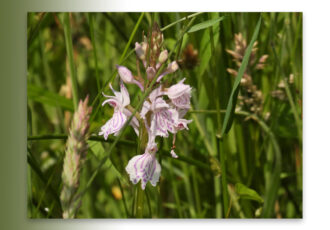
[27,134,135,145]
[133,124,148,218]
[88,13,101,92]
[63,13,79,110]
[160,12,203,31]
[134,184,144,218]
[208,12,229,218]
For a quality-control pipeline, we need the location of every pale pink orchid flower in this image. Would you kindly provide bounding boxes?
[140,87,177,138]
[125,135,161,190]
[99,81,139,139]
[165,78,192,109]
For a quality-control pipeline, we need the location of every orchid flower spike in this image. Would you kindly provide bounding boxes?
[116,65,144,91]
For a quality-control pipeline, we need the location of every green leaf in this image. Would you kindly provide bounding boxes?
[28,83,74,111]
[221,16,262,135]
[188,16,225,33]
[235,183,264,203]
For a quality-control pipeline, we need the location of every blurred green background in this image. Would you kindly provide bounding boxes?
[27,12,302,218]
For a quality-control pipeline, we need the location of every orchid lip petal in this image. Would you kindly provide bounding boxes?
[125,152,161,190]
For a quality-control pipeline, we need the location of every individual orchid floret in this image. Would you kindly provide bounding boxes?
[175,118,193,132]
[150,106,178,137]
[99,81,139,139]
[116,65,144,91]
[157,61,179,82]
[125,137,161,190]
[140,87,178,138]
[165,78,192,109]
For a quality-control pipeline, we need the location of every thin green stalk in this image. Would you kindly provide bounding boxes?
[182,164,196,218]
[38,33,64,133]
[190,111,215,156]
[271,43,302,144]
[27,134,135,145]
[133,123,148,218]
[102,13,129,42]
[88,13,101,91]
[117,178,130,218]
[168,159,183,218]
[133,184,144,218]
[28,12,49,47]
[161,12,204,31]
[192,168,201,217]
[27,148,62,211]
[214,178,222,218]
[219,139,229,216]
[161,150,210,171]
[34,161,59,217]
[63,13,79,110]
[145,188,152,218]
[209,12,229,218]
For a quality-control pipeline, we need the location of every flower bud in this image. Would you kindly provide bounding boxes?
[135,42,145,60]
[146,67,156,80]
[116,65,144,91]
[168,61,179,73]
[116,65,134,83]
[158,50,168,63]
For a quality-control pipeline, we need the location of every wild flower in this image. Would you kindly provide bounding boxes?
[99,81,139,139]
[99,23,192,190]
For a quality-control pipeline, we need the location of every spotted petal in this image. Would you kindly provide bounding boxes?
[171,93,191,109]
[99,111,127,139]
[150,108,178,137]
[125,153,161,190]
[166,78,192,109]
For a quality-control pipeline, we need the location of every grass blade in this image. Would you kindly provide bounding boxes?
[88,13,101,91]
[188,16,225,33]
[221,16,262,135]
[28,84,74,111]
[62,13,79,110]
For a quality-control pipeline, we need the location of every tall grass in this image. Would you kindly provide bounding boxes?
[27,12,302,218]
